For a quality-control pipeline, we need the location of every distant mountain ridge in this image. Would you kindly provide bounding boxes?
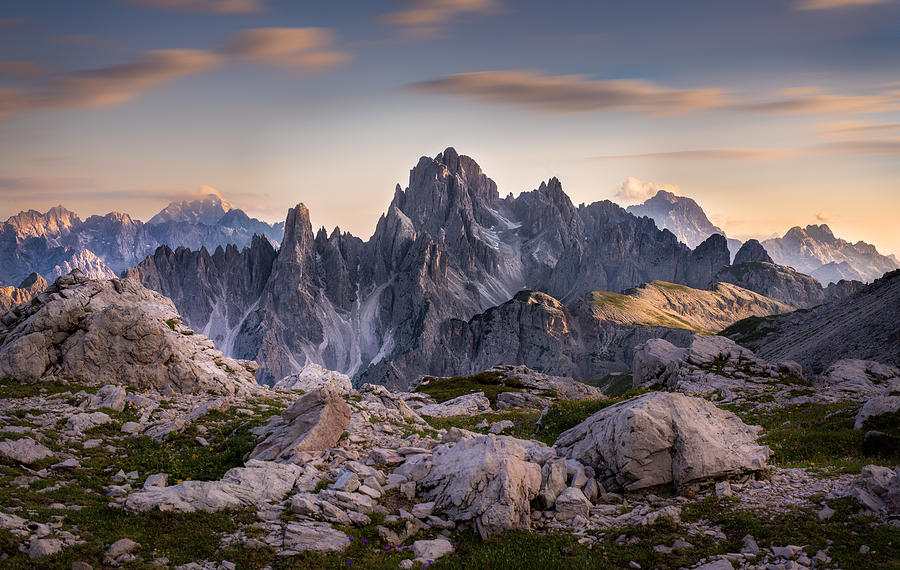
[0,195,284,287]
[626,190,742,258]
[762,224,898,285]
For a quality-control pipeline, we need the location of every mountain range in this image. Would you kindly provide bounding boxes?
[3,147,896,388]
[123,148,870,387]
[0,195,284,288]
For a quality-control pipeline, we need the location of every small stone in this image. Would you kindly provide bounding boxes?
[672,538,694,551]
[860,545,870,554]
[51,458,81,469]
[412,502,436,519]
[106,538,139,558]
[817,506,835,521]
[120,422,141,435]
[628,562,641,569]
[143,473,168,488]
[715,480,732,497]
[71,562,93,570]
[411,538,454,563]
[742,535,760,555]
[28,538,62,559]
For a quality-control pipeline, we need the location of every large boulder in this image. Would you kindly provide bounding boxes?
[632,338,688,387]
[0,271,260,395]
[418,434,542,538]
[250,389,351,462]
[416,392,491,417]
[554,392,771,491]
[819,359,900,398]
[126,460,302,512]
[0,437,54,465]
[273,362,353,395]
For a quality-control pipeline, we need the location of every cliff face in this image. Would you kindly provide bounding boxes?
[722,269,900,374]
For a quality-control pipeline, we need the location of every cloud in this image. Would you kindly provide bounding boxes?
[407,70,732,115]
[739,86,900,114]
[128,0,264,13]
[223,28,350,69]
[379,0,504,38]
[816,210,835,222]
[0,61,49,79]
[34,49,222,111]
[615,177,680,203]
[795,0,892,10]
[818,138,900,155]
[595,148,797,161]
[819,120,900,138]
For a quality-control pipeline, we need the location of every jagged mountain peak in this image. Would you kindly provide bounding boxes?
[148,192,233,226]
[734,239,773,265]
[626,190,726,249]
[4,205,81,238]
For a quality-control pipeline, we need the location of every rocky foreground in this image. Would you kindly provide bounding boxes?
[1,275,899,569]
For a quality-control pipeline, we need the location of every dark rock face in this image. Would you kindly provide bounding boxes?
[0,199,284,287]
[762,224,898,285]
[129,148,736,388]
[723,269,900,373]
[714,261,826,308]
[733,239,773,265]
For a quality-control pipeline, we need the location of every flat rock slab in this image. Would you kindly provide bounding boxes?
[250,389,351,462]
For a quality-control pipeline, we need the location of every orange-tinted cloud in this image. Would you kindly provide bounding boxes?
[380,0,503,38]
[0,61,48,79]
[818,138,900,155]
[129,0,264,13]
[407,70,732,115]
[739,87,900,114]
[615,177,680,203]
[795,0,892,10]
[223,28,350,69]
[595,148,798,161]
[33,49,222,110]
[819,120,900,138]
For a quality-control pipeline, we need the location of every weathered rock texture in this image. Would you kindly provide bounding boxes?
[250,389,351,462]
[554,392,771,490]
[0,271,259,395]
[722,269,900,373]
[0,273,47,313]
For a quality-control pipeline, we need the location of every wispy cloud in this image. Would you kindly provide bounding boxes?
[739,86,900,114]
[0,26,351,121]
[54,34,115,48]
[794,0,892,10]
[0,61,48,79]
[380,0,504,39]
[32,49,222,111]
[223,28,350,69]
[407,70,732,115]
[128,0,264,13]
[595,148,797,161]
[615,176,679,203]
[819,120,900,138]
[818,138,900,155]
[816,210,836,222]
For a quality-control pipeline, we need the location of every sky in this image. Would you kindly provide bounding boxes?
[1,0,899,255]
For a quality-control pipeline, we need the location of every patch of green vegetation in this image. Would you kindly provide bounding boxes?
[424,410,541,439]
[0,506,243,568]
[0,378,97,399]
[718,314,784,345]
[165,318,178,331]
[584,373,633,397]
[416,371,525,406]
[726,401,900,473]
[534,389,651,445]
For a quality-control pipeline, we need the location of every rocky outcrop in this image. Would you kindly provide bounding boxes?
[420,434,543,538]
[714,260,825,308]
[762,224,898,285]
[722,269,900,372]
[0,437,54,465]
[250,389,351,462]
[0,272,47,313]
[273,363,353,395]
[554,392,771,490]
[0,271,260,395]
[733,239,773,265]
[126,460,302,512]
